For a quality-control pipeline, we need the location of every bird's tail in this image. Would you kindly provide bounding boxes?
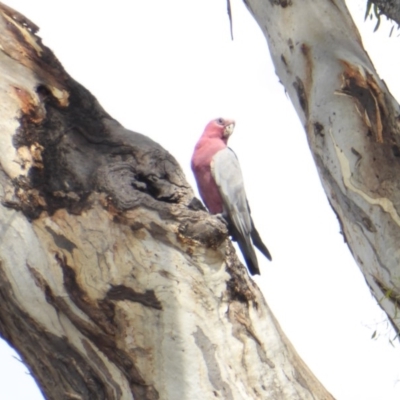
[236,235,260,275]
[251,225,272,261]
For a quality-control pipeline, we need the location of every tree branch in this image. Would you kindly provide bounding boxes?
[244,0,400,335]
[0,3,335,399]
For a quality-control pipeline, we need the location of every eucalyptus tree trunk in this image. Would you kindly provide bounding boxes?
[0,3,334,400]
[244,0,400,334]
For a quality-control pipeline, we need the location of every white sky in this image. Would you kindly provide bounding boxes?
[1,1,400,399]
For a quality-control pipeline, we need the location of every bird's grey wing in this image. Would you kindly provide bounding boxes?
[211,148,251,232]
[211,148,260,274]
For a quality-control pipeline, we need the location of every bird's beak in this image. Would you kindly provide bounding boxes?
[223,122,235,137]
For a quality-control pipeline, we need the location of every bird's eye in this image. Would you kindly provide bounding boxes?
[217,118,224,125]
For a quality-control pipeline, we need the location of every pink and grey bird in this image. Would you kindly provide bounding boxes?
[191,118,272,275]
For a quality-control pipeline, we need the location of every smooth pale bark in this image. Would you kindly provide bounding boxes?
[0,4,334,400]
[245,0,400,334]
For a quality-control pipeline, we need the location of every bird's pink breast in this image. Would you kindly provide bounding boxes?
[191,140,225,214]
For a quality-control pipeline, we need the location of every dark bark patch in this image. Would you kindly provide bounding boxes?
[107,285,162,310]
[81,339,123,399]
[0,262,114,400]
[0,3,39,33]
[338,60,400,146]
[373,277,400,309]
[45,226,77,253]
[6,32,193,220]
[361,216,376,232]
[188,197,206,212]
[224,243,257,304]
[129,221,145,232]
[270,0,292,7]
[55,253,116,336]
[340,74,381,140]
[226,274,254,303]
[313,122,325,137]
[392,145,400,158]
[148,221,174,247]
[300,43,309,56]
[351,147,362,160]
[300,43,312,71]
[299,44,313,105]
[333,62,400,207]
[28,264,159,399]
[177,215,227,250]
[293,77,309,118]
[0,7,69,106]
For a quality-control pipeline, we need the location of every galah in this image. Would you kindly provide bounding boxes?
[191,118,272,275]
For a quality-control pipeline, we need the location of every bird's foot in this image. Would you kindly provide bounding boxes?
[215,213,229,227]
[188,197,207,211]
